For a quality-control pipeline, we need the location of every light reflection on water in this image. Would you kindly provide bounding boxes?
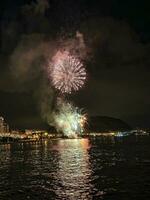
[54,139,93,199]
[0,137,150,200]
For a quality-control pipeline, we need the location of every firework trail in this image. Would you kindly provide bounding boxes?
[49,50,86,94]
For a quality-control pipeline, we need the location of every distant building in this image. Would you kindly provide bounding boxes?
[0,116,9,133]
[25,129,49,139]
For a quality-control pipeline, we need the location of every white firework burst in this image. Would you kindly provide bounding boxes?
[50,51,86,94]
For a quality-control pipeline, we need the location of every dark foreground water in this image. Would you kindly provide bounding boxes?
[0,136,150,200]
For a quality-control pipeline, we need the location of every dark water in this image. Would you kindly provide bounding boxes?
[0,136,150,200]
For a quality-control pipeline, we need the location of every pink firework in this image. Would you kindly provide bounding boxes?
[50,51,86,93]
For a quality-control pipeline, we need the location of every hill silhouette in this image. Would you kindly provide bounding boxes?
[88,116,131,132]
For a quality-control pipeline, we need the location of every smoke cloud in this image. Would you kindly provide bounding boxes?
[9,34,87,127]
[0,0,88,129]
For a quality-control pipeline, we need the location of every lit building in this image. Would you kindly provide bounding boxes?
[0,117,9,133]
[25,129,49,139]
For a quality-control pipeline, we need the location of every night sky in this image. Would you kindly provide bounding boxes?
[0,0,150,129]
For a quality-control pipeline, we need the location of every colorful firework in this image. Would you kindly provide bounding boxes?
[53,100,87,138]
[49,51,86,94]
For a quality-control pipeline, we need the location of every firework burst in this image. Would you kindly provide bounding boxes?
[49,51,86,94]
[53,100,87,138]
